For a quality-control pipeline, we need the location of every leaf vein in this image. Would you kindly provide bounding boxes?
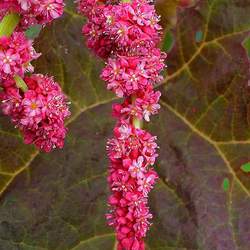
[160,100,250,197]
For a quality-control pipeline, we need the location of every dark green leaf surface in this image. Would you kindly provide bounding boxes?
[0,0,250,249]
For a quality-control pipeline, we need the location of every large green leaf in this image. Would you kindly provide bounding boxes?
[0,0,250,249]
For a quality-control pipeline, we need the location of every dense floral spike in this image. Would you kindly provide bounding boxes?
[79,0,163,59]
[77,0,165,248]
[0,0,65,29]
[112,87,161,122]
[81,4,115,58]
[0,31,40,80]
[102,1,162,51]
[106,122,158,249]
[0,74,70,152]
[101,49,166,97]
[0,0,70,152]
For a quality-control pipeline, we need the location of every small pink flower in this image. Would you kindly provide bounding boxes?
[0,49,20,74]
[17,0,36,11]
[137,172,158,196]
[22,94,43,117]
[129,156,145,179]
[118,123,132,139]
[134,212,152,238]
[39,0,65,20]
[107,138,124,160]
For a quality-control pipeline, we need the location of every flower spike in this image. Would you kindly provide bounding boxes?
[0,0,70,152]
[77,0,166,249]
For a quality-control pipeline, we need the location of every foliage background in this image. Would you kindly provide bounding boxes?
[0,0,250,249]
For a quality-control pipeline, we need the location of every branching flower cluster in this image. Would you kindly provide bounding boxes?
[77,0,166,249]
[0,0,70,152]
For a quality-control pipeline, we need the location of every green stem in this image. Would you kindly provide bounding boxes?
[14,75,28,92]
[0,13,20,37]
[133,115,142,129]
[132,95,142,129]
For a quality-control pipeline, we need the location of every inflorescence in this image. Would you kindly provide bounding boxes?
[77,0,166,249]
[0,0,70,152]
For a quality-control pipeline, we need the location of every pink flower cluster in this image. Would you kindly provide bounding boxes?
[112,86,161,122]
[0,32,39,80]
[78,0,162,58]
[0,0,65,29]
[101,49,165,98]
[106,122,158,249]
[78,0,166,122]
[0,0,70,152]
[0,74,70,152]
[77,0,165,249]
